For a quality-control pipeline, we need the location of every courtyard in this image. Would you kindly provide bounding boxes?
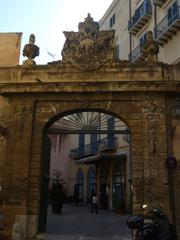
[45,204,132,240]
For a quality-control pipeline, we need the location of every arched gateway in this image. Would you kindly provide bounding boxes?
[0,14,180,239]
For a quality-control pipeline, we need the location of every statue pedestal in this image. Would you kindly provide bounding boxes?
[23,59,36,67]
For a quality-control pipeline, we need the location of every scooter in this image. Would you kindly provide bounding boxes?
[126,204,177,240]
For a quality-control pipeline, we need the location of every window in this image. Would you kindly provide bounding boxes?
[99,167,108,208]
[79,133,85,155]
[76,169,84,202]
[112,165,125,209]
[91,132,97,154]
[110,13,116,28]
[107,117,115,147]
[87,168,96,202]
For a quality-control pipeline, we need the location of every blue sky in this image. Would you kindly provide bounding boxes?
[1,0,113,64]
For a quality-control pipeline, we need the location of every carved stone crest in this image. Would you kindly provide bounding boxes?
[61,14,116,70]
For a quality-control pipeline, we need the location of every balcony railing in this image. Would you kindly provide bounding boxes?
[98,137,118,152]
[70,136,118,160]
[128,0,152,35]
[154,6,180,45]
[129,43,144,62]
[154,0,168,7]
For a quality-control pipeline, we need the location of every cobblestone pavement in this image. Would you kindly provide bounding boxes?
[45,204,132,240]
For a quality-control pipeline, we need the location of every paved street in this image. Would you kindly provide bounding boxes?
[45,204,132,240]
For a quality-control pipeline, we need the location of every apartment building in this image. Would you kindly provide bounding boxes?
[99,0,180,64]
[99,0,130,60]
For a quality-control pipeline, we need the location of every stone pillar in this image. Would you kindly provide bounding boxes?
[0,96,9,204]
[0,97,34,239]
[172,116,180,237]
[129,95,171,218]
[141,96,171,217]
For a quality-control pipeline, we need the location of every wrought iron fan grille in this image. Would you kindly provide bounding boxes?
[48,111,129,134]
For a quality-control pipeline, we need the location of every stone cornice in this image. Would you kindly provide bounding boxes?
[0,63,179,94]
[0,61,180,83]
[0,81,179,95]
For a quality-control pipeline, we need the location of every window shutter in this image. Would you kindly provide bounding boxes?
[167,7,172,25]
[108,117,115,147]
[79,133,85,155]
[91,133,97,154]
[172,1,178,20]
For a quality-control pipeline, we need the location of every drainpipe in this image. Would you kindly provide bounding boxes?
[129,0,132,62]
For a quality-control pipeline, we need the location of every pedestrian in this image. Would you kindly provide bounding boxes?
[91,192,98,214]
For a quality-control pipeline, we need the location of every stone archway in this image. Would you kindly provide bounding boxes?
[38,107,131,231]
[0,66,177,239]
[0,13,179,239]
[21,92,169,237]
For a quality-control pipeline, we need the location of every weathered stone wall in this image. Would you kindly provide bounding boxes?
[167,97,180,239]
[0,63,179,239]
[0,96,9,207]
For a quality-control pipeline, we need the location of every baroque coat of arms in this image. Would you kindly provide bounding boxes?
[61,14,116,70]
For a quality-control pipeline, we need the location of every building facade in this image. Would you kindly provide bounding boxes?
[0,33,22,66]
[0,14,180,240]
[0,59,179,240]
[99,0,180,64]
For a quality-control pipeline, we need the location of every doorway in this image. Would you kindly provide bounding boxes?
[112,164,125,209]
[38,109,131,235]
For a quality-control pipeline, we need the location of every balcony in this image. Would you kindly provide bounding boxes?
[154,6,180,45]
[70,143,97,159]
[98,137,118,152]
[128,0,152,35]
[129,44,144,62]
[70,137,118,160]
[154,0,168,7]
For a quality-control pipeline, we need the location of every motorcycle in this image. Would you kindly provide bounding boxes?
[126,204,177,240]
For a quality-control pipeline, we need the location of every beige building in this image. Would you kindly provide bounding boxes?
[0,33,22,66]
[99,0,180,64]
[99,0,130,60]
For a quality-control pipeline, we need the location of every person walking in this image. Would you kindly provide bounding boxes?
[91,192,98,214]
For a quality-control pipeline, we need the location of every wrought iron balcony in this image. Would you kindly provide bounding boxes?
[154,0,168,7]
[98,137,118,152]
[129,44,144,62]
[70,143,97,159]
[154,6,180,45]
[70,136,118,160]
[128,0,152,35]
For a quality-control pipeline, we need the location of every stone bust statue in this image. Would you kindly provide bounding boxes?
[142,31,159,63]
[23,34,39,66]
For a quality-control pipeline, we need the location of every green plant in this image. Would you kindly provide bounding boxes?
[49,169,66,212]
[117,199,124,209]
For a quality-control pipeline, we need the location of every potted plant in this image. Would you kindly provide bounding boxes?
[49,169,65,214]
[116,199,124,215]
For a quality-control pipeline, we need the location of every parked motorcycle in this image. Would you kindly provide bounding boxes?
[126,205,177,240]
